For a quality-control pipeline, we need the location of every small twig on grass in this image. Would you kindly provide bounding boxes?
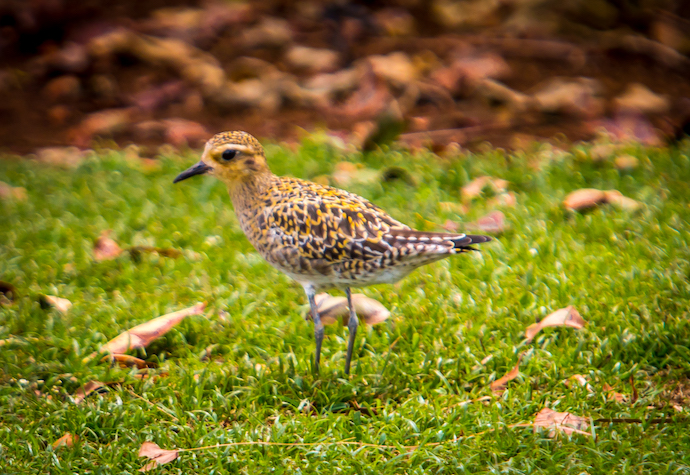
[176,422,535,454]
[139,421,534,471]
[594,417,683,424]
[138,414,687,470]
[630,374,638,404]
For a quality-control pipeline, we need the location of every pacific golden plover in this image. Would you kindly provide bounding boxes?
[174,131,492,374]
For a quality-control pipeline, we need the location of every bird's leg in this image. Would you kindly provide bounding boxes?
[306,286,324,374]
[344,287,359,375]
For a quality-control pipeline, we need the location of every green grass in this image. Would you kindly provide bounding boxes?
[1,136,690,473]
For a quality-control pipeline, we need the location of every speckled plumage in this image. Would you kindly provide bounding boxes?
[175,131,492,373]
[235,175,491,291]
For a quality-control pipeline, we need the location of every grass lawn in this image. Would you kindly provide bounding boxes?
[1,136,690,473]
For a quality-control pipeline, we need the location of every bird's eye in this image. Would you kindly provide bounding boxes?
[221,150,237,161]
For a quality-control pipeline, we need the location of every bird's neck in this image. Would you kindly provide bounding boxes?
[227,171,276,212]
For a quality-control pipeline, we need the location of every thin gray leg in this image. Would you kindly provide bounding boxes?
[306,286,324,374]
[344,287,359,375]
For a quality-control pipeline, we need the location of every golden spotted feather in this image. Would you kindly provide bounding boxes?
[234,175,491,291]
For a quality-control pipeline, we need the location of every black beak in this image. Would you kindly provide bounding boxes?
[173,161,213,183]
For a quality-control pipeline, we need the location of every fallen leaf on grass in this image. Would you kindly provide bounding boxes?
[603,190,642,212]
[36,146,90,167]
[487,191,517,208]
[462,176,509,201]
[525,306,586,341]
[314,293,390,325]
[0,181,27,201]
[94,232,182,261]
[97,302,206,356]
[72,381,105,404]
[0,281,16,305]
[103,354,148,369]
[564,188,641,212]
[533,407,590,437]
[614,154,639,171]
[94,230,123,261]
[52,433,77,449]
[490,354,522,395]
[603,383,626,403]
[467,210,507,234]
[565,374,594,393]
[563,188,607,211]
[40,295,72,314]
[138,442,179,471]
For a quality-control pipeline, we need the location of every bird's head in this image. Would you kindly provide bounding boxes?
[173,131,270,186]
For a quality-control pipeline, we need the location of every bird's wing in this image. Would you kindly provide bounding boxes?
[262,178,491,268]
[263,178,409,264]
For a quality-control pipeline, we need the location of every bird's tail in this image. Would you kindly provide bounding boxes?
[384,229,492,253]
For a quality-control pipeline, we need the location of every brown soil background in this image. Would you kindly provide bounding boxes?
[1,0,689,155]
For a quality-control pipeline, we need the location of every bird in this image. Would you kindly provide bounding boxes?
[174,131,492,374]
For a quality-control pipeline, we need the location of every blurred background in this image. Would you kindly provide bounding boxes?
[1,0,689,155]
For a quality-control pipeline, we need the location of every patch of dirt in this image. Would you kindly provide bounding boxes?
[1,0,689,154]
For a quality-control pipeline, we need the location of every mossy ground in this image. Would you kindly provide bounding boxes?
[1,137,689,473]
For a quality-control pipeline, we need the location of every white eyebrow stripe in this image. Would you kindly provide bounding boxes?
[223,145,254,153]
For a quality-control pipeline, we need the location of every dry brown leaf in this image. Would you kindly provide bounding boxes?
[487,191,517,208]
[314,293,390,325]
[0,181,27,201]
[41,295,72,314]
[533,407,590,437]
[588,143,618,162]
[138,442,179,471]
[467,210,507,234]
[98,302,206,356]
[525,306,586,341]
[368,52,417,87]
[490,354,522,395]
[613,83,669,115]
[35,146,89,168]
[603,383,626,403]
[52,433,77,449]
[565,374,594,393]
[72,380,105,404]
[94,230,123,261]
[476,78,533,110]
[439,201,468,215]
[462,176,509,201]
[103,354,148,369]
[564,188,641,212]
[533,77,603,118]
[614,154,639,171]
[563,188,607,211]
[603,190,642,212]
